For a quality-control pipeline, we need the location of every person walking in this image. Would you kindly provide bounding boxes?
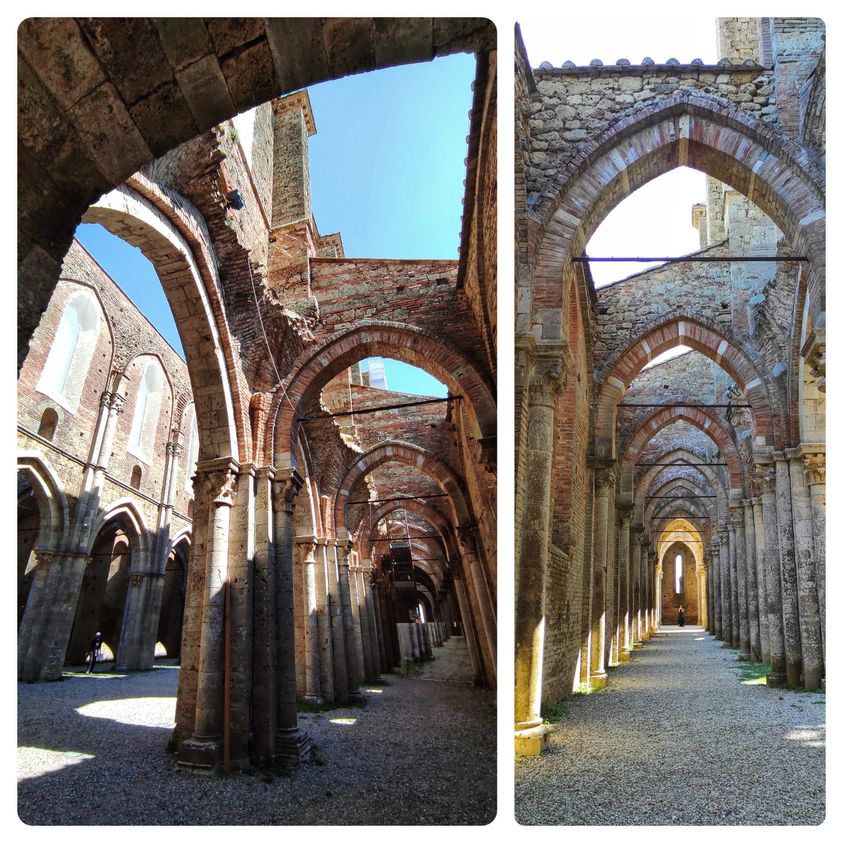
[677,606,685,628]
[87,631,103,673]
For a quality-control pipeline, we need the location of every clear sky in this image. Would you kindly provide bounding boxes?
[76,53,474,397]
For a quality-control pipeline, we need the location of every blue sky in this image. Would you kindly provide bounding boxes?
[76,53,474,398]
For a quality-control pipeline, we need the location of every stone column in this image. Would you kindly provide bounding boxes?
[607,503,619,666]
[454,575,482,684]
[718,527,732,647]
[336,539,363,701]
[348,559,373,683]
[326,540,348,699]
[272,468,310,762]
[756,464,786,685]
[631,526,644,646]
[515,349,566,735]
[801,449,825,669]
[251,466,276,764]
[179,460,239,769]
[752,497,769,663]
[589,467,615,688]
[459,527,497,685]
[313,538,335,701]
[774,453,802,687]
[296,537,322,703]
[711,537,722,638]
[742,500,761,661]
[730,503,750,660]
[641,541,651,639]
[786,448,823,689]
[698,563,708,630]
[362,559,382,678]
[616,506,632,660]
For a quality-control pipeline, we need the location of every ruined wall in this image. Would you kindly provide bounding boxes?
[17,241,195,546]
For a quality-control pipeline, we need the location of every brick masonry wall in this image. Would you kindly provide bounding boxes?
[18,239,195,547]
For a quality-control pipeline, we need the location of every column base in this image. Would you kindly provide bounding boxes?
[632,641,644,649]
[302,694,324,705]
[737,652,751,662]
[274,727,311,765]
[177,736,222,771]
[514,724,553,757]
[618,650,631,663]
[590,672,608,690]
[767,671,788,688]
[344,690,365,704]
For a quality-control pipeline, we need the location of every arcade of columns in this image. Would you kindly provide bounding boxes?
[17,18,497,773]
[515,17,825,755]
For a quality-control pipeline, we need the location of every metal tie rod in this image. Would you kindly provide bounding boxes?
[573,255,808,263]
[646,494,716,499]
[618,403,750,408]
[349,493,449,505]
[301,396,459,421]
[638,462,726,466]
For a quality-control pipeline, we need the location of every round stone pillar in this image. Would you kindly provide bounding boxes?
[515,350,565,734]
[272,469,311,763]
[801,449,825,669]
[786,448,823,689]
[774,453,802,687]
[617,506,632,661]
[756,463,787,686]
[751,497,769,663]
[742,499,760,661]
[589,466,615,689]
[730,503,750,660]
[718,527,732,647]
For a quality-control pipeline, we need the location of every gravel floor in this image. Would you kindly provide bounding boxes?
[19,660,496,825]
[516,626,825,826]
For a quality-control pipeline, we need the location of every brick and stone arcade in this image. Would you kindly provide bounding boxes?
[514,15,824,767]
[18,17,496,777]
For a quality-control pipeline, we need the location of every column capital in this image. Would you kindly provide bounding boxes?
[800,450,826,486]
[800,326,825,392]
[591,459,617,495]
[195,458,240,507]
[617,503,633,527]
[753,461,776,495]
[167,441,185,457]
[528,346,570,405]
[271,467,304,511]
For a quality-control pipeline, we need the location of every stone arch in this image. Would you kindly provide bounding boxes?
[656,517,705,571]
[16,453,68,550]
[270,321,496,468]
[595,316,776,457]
[83,178,245,463]
[334,441,471,539]
[530,92,825,340]
[620,406,745,496]
[86,499,149,564]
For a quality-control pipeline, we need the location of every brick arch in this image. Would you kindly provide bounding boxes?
[362,499,458,565]
[333,441,470,539]
[595,316,775,457]
[620,406,745,496]
[531,92,825,338]
[270,321,496,467]
[18,17,494,368]
[84,177,246,463]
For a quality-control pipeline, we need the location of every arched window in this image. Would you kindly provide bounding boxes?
[183,411,199,494]
[130,465,142,490]
[675,554,683,594]
[128,360,164,463]
[36,289,101,413]
[37,408,59,441]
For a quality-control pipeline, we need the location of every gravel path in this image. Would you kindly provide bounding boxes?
[19,663,495,825]
[516,626,825,825]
